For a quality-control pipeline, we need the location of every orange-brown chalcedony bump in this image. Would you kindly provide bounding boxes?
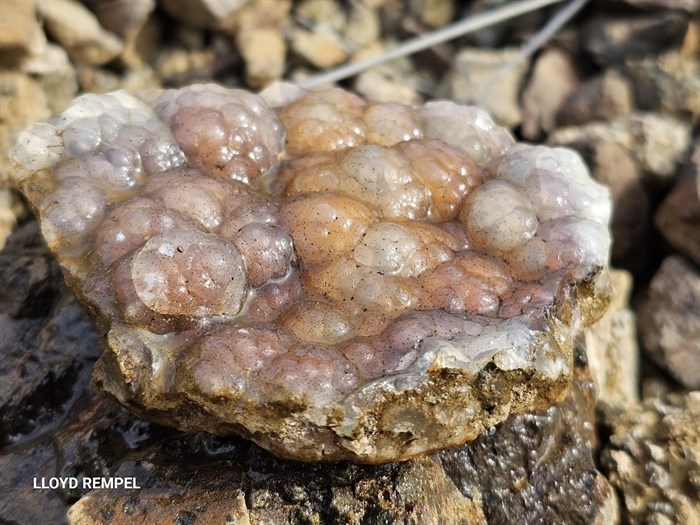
[10,83,612,463]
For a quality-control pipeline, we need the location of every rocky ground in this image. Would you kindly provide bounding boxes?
[0,0,698,523]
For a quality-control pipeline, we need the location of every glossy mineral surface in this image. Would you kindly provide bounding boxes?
[10,84,611,462]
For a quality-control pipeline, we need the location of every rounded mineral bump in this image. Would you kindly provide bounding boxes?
[181,326,294,398]
[419,252,513,315]
[11,122,63,174]
[219,202,280,236]
[461,180,539,252]
[62,117,102,155]
[487,145,611,225]
[538,217,611,277]
[278,87,367,154]
[231,223,294,287]
[399,138,482,221]
[131,230,248,317]
[144,173,228,231]
[281,300,352,344]
[155,84,284,183]
[106,255,197,333]
[258,344,359,405]
[505,237,549,281]
[310,255,422,315]
[363,102,423,146]
[338,144,432,219]
[40,177,107,248]
[353,222,431,277]
[246,269,304,323]
[280,192,379,264]
[54,152,141,192]
[419,101,515,164]
[92,198,196,266]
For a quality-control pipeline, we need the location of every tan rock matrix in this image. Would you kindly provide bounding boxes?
[10,84,612,462]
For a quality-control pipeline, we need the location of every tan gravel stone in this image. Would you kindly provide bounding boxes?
[603,391,700,524]
[36,0,123,65]
[91,0,160,68]
[584,268,639,411]
[291,28,348,69]
[234,0,290,88]
[522,47,580,140]
[159,0,247,29]
[444,47,528,128]
[0,0,46,59]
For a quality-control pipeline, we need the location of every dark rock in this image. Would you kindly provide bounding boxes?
[440,352,619,525]
[582,13,689,65]
[0,222,98,447]
[68,357,618,524]
[655,144,700,265]
[557,69,634,127]
[0,221,147,524]
[625,50,700,125]
[637,255,700,389]
[0,440,69,524]
[0,388,168,525]
[68,443,485,524]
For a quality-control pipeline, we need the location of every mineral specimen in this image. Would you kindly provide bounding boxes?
[9,83,612,463]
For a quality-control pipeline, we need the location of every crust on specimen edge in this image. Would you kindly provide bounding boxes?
[9,83,612,463]
[91,269,608,463]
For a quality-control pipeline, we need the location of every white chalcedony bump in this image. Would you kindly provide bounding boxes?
[461,180,539,253]
[418,101,515,165]
[11,123,63,174]
[131,230,248,317]
[353,222,429,277]
[486,145,611,225]
[40,177,107,247]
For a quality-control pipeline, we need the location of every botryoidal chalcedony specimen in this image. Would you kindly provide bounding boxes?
[9,84,612,463]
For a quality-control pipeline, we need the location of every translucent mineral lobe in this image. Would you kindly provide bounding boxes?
[9,84,612,463]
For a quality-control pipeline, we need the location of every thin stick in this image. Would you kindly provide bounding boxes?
[477,0,590,104]
[298,0,566,90]
[515,0,589,61]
